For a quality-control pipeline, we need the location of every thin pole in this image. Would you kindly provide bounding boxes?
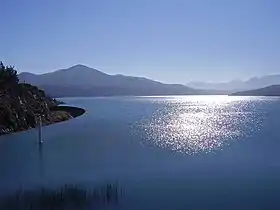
[38,116,43,144]
[36,115,44,185]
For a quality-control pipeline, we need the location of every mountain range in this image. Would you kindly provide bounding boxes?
[18,65,280,97]
[187,75,280,92]
[18,65,205,97]
[232,85,280,96]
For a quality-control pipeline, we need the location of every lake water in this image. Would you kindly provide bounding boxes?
[1,96,280,209]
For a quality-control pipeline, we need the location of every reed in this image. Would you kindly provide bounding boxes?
[0,183,121,210]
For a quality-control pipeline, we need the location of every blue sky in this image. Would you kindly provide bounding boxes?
[1,0,279,84]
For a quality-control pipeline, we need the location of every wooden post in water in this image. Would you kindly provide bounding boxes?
[37,115,45,185]
[38,115,43,144]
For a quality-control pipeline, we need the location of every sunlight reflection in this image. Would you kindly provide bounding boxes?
[138,96,265,155]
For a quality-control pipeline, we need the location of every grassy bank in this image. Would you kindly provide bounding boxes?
[50,106,86,118]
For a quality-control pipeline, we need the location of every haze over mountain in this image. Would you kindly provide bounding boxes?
[19,65,205,97]
[188,75,280,92]
[232,85,280,96]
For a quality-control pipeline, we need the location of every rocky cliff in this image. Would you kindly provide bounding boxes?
[0,83,72,135]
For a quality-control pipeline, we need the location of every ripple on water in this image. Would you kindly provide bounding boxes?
[134,96,267,155]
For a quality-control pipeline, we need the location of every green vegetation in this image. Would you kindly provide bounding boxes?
[0,61,72,135]
[50,110,73,123]
[0,61,19,87]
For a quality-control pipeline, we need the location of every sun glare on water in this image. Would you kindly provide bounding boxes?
[137,96,264,155]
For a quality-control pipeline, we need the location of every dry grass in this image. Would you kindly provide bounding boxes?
[49,110,72,123]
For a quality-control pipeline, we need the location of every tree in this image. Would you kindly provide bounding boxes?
[0,61,19,87]
[0,62,4,70]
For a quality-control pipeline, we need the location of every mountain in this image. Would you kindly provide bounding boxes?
[187,74,280,92]
[232,85,280,96]
[19,65,204,97]
[187,80,244,93]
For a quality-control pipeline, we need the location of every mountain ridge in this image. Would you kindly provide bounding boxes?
[187,74,280,92]
[19,65,205,97]
[232,85,280,96]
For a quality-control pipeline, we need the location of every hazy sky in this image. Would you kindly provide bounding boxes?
[1,0,279,84]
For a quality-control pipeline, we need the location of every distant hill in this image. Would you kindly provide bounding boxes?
[187,74,280,92]
[19,65,205,97]
[187,80,244,92]
[232,85,280,96]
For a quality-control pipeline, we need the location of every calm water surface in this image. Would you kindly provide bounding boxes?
[1,96,280,209]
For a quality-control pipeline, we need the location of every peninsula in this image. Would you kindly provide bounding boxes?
[0,62,85,135]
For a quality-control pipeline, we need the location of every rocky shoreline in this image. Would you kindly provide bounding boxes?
[50,105,86,118]
[0,62,86,136]
[0,101,86,136]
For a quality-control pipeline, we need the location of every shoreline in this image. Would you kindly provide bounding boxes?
[50,105,86,118]
[0,106,86,136]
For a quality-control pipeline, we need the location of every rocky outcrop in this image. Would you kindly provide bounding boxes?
[0,83,72,135]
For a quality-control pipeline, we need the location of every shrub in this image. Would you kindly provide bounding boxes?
[0,61,19,87]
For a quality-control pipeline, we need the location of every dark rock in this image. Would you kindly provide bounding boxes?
[0,83,71,135]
